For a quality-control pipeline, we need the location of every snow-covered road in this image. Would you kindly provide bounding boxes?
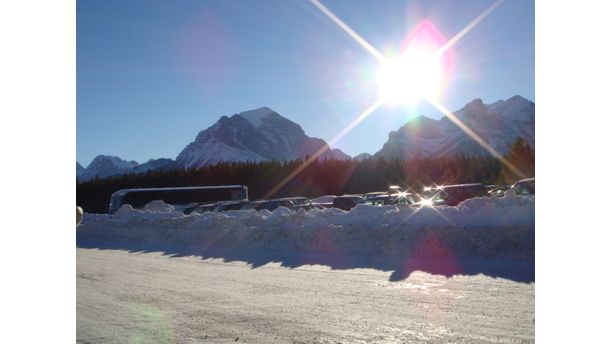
[77,247,534,343]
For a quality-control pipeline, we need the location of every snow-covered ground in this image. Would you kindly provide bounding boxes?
[77,248,534,343]
[77,193,534,343]
[78,193,534,260]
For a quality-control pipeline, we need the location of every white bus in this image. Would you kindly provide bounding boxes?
[108,185,248,214]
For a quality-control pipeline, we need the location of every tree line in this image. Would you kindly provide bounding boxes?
[77,137,534,214]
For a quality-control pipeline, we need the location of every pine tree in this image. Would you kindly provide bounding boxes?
[500,137,535,183]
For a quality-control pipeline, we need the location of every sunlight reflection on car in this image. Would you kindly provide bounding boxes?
[415,198,434,207]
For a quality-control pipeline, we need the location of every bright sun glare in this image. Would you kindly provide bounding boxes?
[377,49,443,105]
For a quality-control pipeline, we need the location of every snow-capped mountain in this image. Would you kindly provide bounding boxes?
[129,158,174,174]
[353,153,372,161]
[375,95,534,159]
[174,107,351,168]
[78,155,139,182]
[77,97,533,181]
[77,156,174,182]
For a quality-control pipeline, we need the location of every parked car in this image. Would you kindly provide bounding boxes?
[311,195,336,208]
[485,184,500,191]
[240,200,266,211]
[488,185,510,197]
[363,191,388,200]
[424,183,489,206]
[388,185,402,193]
[183,202,218,214]
[292,202,326,211]
[262,199,295,211]
[213,200,250,212]
[387,191,418,205]
[313,195,336,203]
[332,194,364,210]
[241,199,295,212]
[276,197,310,206]
[511,178,535,196]
[362,194,391,206]
[309,201,334,209]
[364,193,417,206]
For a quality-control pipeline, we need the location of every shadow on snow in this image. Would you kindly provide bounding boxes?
[77,238,534,283]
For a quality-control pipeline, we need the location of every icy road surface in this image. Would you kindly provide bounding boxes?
[77,247,534,343]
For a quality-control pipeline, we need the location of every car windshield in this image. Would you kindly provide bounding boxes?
[314,196,335,203]
[514,181,535,195]
[365,192,386,199]
[429,191,449,202]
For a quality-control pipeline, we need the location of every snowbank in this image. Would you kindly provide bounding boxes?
[77,194,534,259]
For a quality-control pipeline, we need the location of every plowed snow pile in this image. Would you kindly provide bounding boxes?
[78,193,534,259]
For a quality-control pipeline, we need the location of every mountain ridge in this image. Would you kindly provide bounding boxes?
[77,96,534,180]
[374,95,534,159]
[77,156,173,182]
[174,107,351,168]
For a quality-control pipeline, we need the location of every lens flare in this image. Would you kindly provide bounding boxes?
[295,0,513,210]
[396,191,408,198]
[309,0,386,62]
[377,50,443,105]
[419,198,433,207]
[377,20,453,106]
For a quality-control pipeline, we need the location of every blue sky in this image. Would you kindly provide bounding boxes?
[77,0,534,166]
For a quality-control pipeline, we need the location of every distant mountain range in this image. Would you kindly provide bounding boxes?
[77,156,173,182]
[375,95,534,159]
[77,96,534,181]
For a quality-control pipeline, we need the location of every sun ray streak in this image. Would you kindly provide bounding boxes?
[327,98,384,146]
[427,97,527,179]
[263,99,383,200]
[435,0,505,57]
[394,199,453,230]
[309,0,387,62]
[426,204,453,225]
[304,0,523,191]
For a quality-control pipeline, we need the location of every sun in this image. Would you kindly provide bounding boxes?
[376,49,444,105]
